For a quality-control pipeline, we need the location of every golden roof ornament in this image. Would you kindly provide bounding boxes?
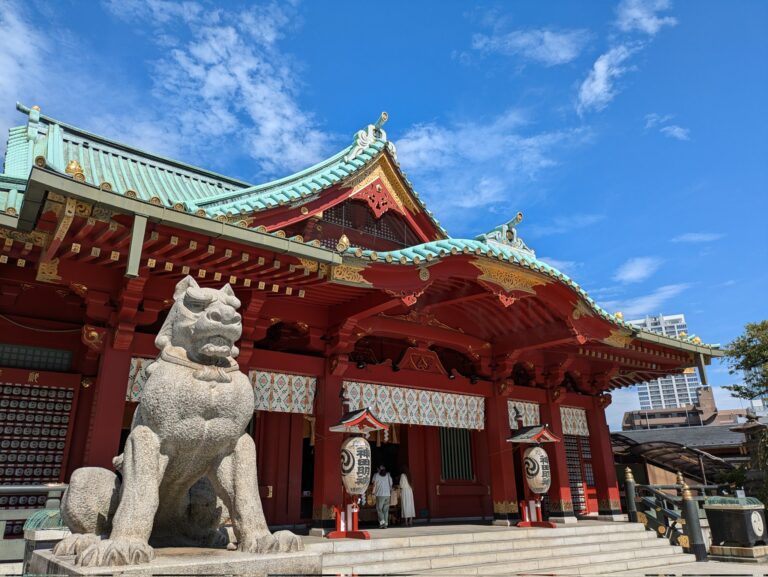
[31,105,41,111]
[336,234,350,253]
[65,160,85,182]
[615,311,624,320]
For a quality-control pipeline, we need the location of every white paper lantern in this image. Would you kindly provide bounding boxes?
[340,436,372,495]
[523,446,552,495]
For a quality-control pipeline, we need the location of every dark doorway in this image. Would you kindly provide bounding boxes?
[300,436,314,520]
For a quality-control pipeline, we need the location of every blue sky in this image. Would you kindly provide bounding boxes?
[1,0,766,428]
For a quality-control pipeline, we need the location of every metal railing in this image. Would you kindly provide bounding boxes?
[624,468,722,561]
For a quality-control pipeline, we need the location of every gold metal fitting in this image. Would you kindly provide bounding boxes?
[625,466,635,481]
[336,234,350,253]
[676,471,685,486]
[65,159,83,174]
[615,311,624,320]
[31,105,41,111]
[682,483,693,500]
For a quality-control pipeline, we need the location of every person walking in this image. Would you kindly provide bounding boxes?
[372,465,393,528]
[399,469,415,526]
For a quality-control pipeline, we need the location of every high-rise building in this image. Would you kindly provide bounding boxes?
[627,314,702,409]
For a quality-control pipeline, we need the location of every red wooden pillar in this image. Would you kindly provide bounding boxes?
[309,369,344,535]
[486,395,520,525]
[539,396,577,523]
[82,342,131,469]
[587,396,623,520]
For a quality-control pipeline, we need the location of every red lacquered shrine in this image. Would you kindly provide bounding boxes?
[0,104,722,534]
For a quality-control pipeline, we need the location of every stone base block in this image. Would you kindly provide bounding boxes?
[30,546,322,576]
[548,516,578,524]
[596,513,625,521]
[709,544,768,563]
[308,527,327,537]
[492,519,514,527]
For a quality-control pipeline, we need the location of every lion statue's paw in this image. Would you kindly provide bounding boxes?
[273,530,304,552]
[52,533,101,557]
[77,538,155,567]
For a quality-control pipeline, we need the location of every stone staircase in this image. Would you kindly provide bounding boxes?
[307,521,695,575]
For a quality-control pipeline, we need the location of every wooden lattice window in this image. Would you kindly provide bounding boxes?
[439,427,474,481]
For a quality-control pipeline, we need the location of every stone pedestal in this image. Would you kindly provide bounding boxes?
[29,547,322,576]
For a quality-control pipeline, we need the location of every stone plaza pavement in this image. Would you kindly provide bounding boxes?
[1,521,766,575]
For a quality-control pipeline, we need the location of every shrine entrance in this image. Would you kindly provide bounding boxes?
[361,425,409,527]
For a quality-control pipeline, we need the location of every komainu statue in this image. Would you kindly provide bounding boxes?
[53,276,302,567]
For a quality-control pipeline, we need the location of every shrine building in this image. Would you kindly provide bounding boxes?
[0,103,723,533]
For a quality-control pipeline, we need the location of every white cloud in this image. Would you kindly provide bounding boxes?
[616,0,678,36]
[601,283,688,317]
[472,28,590,66]
[538,257,581,276]
[613,256,663,283]
[104,1,333,176]
[577,45,636,114]
[0,1,48,160]
[644,112,673,128]
[395,111,589,228]
[526,213,605,238]
[645,113,690,141]
[671,232,725,243]
[605,386,640,430]
[660,125,690,140]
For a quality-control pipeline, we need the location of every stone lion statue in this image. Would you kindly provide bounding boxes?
[53,276,302,567]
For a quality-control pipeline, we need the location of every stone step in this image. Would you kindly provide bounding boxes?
[310,522,649,556]
[444,550,695,576]
[323,538,677,574]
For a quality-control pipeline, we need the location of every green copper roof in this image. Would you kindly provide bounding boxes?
[3,104,252,210]
[342,237,719,351]
[196,138,388,216]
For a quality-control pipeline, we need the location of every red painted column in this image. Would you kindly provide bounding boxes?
[539,396,577,523]
[587,396,623,520]
[486,395,520,525]
[82,342,131,469]
[309,368,344,534]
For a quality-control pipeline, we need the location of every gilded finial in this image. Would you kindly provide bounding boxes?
[375,111,388,130]
[692,336,702,344]
[31,105,41,111]
[679,331,687,338]
[676,471,684,486]
[65,160,85,182]
[625,466,635,481]
[682,483,693,500]
[615,311,624,320]
[336,234,350,253]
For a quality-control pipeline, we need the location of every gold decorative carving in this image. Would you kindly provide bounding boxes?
[472,259,548,295]
[312,504,336,521]
[34,156,46,168]
[70,283,88,297]
[493,500,519,514]
[602,329,634,348]
[418,267,430,281]
[572,299,592,320]
[343,155,418,214]
[598,499,622,512]
[299,258,319,272]
[384,310,465,334]
[549,500,575,513]
[331,264,371,286]
[5,207,17,216]
[36,258,61,283]
[81,378,93,389]
[637,511,648,526]
[99,182,113,191]
[677,535,690,548]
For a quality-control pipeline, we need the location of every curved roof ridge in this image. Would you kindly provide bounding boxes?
[196,142,358,208]
[340,238,721,351]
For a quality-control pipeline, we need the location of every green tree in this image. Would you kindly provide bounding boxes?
[724,320,768,399]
